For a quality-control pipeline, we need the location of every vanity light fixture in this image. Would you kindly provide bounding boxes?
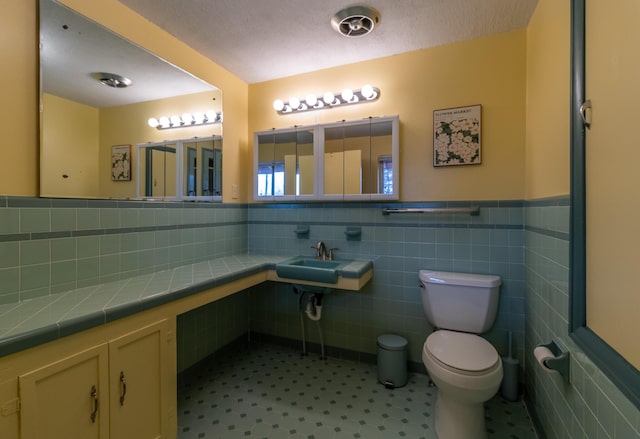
[273,85,379,114]
[148,110,222,130]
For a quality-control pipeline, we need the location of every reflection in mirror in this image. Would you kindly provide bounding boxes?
[136,136,222,201]
[274,132,297,197]
[183,137,222,198]
[324,119,394,197]
[138,143,177,199]
[296,129,314,196]
[324,126,346,196]
[39,0,222,200]
[256,128,315,199]
[257,133,277,197]
[371,120,394,195]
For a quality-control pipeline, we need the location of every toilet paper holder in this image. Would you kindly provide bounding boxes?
[535,341,570,382]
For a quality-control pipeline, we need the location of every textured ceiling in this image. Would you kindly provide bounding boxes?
[118,0,539,84]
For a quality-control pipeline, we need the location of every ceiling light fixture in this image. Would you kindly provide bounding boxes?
[91,72,133,88]
[148,110,222,130]
[331,6,381,38]
[273,85,379,114]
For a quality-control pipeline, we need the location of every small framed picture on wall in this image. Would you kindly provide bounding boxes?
[433,104,481,167]
[111,144,131,181]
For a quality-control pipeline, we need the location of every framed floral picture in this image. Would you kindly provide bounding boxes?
[433,104,481,167]
[111,144,131,181]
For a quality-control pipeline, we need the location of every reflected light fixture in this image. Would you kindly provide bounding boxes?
[273,85,379,114]
[91,72,133,88]
[148,110,222,130]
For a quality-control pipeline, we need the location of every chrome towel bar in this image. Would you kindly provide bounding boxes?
[382,206,480,216]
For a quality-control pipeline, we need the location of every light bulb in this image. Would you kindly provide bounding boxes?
[289,97,300,110]
[341,88,354,102]
[148,117,159,128]
[159,116,171,128]
[361,84,376,99]
[170,115,182,126]
[193,112,205,124]
[273,99,285,111]
[305,94,317,107]
[323,92,335,105]
[205,110,217,122]
[181,113,193,124]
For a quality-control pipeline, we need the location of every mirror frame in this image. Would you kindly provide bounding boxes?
[569,0,640,409]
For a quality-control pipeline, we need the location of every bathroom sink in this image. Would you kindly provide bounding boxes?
[275,257,342,284]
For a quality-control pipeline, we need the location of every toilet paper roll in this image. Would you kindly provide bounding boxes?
[534,346,555,372]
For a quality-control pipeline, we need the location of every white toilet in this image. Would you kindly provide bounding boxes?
[419,270,503,439]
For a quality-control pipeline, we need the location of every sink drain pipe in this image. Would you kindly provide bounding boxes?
[295,287,326,359]
[305,292,323,321]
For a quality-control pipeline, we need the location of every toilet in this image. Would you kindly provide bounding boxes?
[419,270,503,439]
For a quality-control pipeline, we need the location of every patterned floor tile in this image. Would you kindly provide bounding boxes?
[177,342,537,439]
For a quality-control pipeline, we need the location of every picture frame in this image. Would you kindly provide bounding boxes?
[433,104,481,167]
[111,144,131,181]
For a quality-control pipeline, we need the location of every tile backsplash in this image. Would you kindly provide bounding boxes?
[247,201,525,369]
[0,197,246,304]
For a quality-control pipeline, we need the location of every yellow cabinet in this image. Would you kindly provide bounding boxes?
[19,344,110,439]
[109,321,170,439]
[18,320,171,439]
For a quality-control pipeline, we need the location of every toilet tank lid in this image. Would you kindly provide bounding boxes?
[419,270,501,287]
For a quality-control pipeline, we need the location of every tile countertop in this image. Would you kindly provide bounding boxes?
[0,254,374,358]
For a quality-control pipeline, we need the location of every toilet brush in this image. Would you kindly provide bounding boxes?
[501,331,520,401]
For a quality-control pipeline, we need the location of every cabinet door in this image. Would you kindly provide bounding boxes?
[109,320,170,439]
[19,344,109,439]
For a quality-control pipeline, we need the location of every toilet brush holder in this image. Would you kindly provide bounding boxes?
[500,331,519,401]
[501,357,519,401]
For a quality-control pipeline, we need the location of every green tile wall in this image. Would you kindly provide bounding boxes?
[0,197,247,304]
[176,290,250,372]
[247,201,526,371]
[524,196,640,438]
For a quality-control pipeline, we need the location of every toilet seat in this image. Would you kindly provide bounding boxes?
[425,330,500,375]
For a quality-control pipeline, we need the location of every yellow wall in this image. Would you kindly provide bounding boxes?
[41,94,100,198]
[0,0,38,196]
[249,30,527,201]
[525,0,571,198]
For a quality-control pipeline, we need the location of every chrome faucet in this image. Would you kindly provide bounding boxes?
[315,241,328,260]
[314,241,337,260]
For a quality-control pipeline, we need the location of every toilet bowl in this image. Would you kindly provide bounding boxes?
[422,330,502,439]
[418,270,503,439]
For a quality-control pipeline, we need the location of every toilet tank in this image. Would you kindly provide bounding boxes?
[419,270,501,333]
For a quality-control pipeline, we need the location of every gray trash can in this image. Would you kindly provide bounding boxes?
[377,334,408,388]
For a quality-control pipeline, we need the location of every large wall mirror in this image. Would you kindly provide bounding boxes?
[39,0,223,200]
[570,0,640,409]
